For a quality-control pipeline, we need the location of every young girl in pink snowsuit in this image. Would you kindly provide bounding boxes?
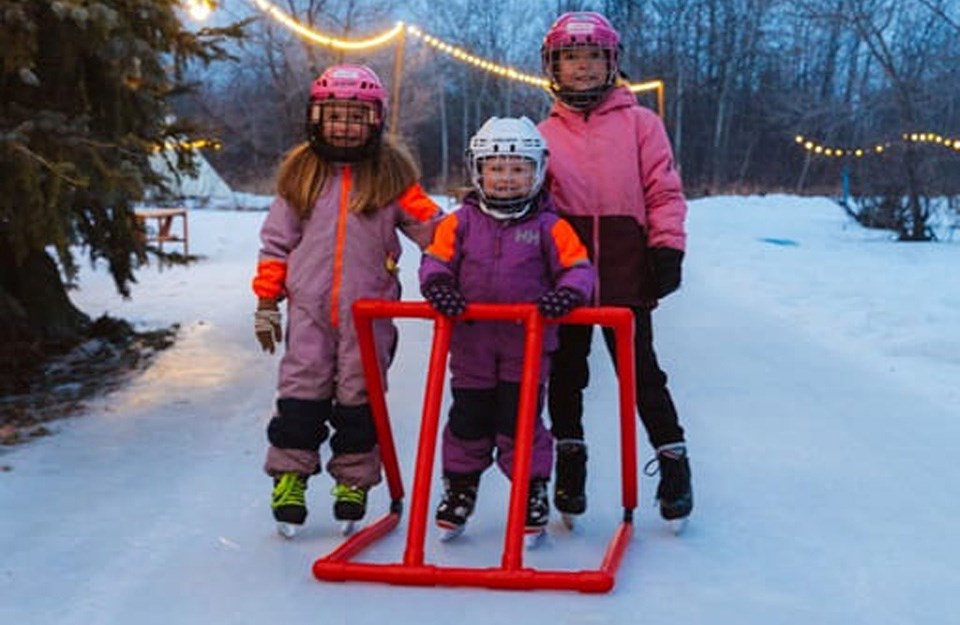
[252,64,441,537]
[538,12,693,528]
[419,117,594,539]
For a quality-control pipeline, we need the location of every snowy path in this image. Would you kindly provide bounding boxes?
[1,206,957,624]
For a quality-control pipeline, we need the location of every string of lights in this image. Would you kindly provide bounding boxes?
[153,139,223,153]
[405,25,548,89]
[250,0,404,50]
[208,0,662,97]
[796,133,960,158]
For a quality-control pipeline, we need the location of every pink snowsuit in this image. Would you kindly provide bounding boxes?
[254,165,441,484]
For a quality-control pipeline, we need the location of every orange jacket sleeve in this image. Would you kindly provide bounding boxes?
[252,258,287,300]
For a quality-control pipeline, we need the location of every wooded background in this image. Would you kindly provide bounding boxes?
[1,0,958,355]
[181,0,960,202]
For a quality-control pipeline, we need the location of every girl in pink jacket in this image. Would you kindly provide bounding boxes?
[538,12,693,530]
[252,64,441,537]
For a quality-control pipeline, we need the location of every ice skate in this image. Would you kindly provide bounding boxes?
[435,476,479,542]
[331,483,368,535]
[668,517,689,535]
[276,522,299,539]
[271,472,308,539]
[524,479,550,549]
[554,439,587,525]
[645,443,693,532]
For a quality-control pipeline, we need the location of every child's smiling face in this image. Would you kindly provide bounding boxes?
[318,101,376,147]
[555,46,608,92]
[480,156,536,200]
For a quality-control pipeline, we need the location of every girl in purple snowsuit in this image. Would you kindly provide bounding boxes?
[252,64,441,537]
[419,117,595,538]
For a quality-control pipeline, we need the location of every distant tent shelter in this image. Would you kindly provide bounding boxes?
[147,145,237,209]
[138,142,235,255]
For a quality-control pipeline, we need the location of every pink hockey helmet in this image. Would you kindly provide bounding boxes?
[309,63,388,113]
[306,64,388,161]
[541,12,621,110]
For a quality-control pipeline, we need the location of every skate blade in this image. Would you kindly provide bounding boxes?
[524,528,547,549]
[668,517,689,535]
[340,520,357,536]
[560,513,578,531]
[438,523,465,542]
[276,522,299,539]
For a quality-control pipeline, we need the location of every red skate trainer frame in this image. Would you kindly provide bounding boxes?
[312,301,638,593]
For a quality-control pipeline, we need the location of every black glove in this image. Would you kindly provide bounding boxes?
[537,286,583,319]
[422,279,467,317]
[650,247,684,298]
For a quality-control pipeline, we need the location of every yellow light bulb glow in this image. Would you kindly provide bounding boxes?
[185,0,215,21]
[797,132,959,158]
[251,0,404,50]
[407,25,549,88]
[153,138,223,153]
[246,3,662,96]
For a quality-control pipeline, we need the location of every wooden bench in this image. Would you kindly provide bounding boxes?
[135,208,189,255]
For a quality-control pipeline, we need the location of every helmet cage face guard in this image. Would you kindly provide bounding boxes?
[306,99,384,163]
[467,119,547,220]
[541,12,621,110]
[542,42,620,110]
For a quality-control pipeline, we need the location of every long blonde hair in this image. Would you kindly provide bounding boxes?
[275,135,420,219]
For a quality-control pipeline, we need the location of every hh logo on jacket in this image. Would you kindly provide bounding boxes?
[514,228,540,245]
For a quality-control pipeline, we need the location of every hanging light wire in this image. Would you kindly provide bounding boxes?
[795,133,960,158]
[250,0,404,50]
[243,0,662,97]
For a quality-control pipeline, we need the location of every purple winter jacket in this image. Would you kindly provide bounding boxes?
[419,192,595,388]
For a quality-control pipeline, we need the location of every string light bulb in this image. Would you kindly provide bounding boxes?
[795,133,959,158]
[246,2,661,97]
[251,0,404,50]
[184,0,215,21]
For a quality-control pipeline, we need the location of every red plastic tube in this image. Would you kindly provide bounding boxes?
[312,301,638,593]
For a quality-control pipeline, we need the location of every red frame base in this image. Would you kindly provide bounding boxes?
[312,301,638,593]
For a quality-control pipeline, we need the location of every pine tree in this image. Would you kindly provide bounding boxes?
[0,1,243,346]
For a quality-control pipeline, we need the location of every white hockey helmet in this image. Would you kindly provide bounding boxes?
[467,116,549,219]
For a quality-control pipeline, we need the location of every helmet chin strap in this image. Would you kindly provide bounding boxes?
[554,84,614,112]
[477,197,533,221]
[308,126,383,163]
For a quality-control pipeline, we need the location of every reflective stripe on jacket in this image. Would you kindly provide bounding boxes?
[252,169,440,325]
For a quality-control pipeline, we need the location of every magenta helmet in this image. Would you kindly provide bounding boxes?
[306,64,388,161]
[310,64,388,112]
[541,12,621,110]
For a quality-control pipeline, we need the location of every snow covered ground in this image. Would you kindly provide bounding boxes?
[1,195,958,624]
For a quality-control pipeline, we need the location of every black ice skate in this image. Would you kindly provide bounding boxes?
[272,472,308,538]
[524,479,550,549]
[554,439,587,528]
[645,442,693,534]
[331,483,368,536]
[435,475,479,541]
